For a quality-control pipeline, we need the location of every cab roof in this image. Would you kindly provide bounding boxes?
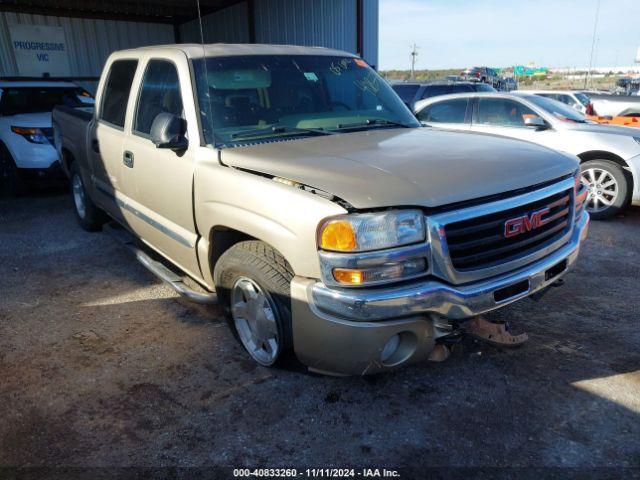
[114,43,356,59]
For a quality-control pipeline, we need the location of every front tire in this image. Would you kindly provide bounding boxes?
[214,241,294,367]
[0,144,21,197]
[70,162,107,231]
[580,159,630,220]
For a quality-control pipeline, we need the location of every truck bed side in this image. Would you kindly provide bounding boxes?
[52,105,93,177]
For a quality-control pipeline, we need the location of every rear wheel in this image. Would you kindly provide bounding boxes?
[0,144,21,197]
[580,159,629,220]
[214,241,294,367]
[70,162,107,231]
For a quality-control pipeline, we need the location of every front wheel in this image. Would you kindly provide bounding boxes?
[70,162,107,231]
[0,144,21,197]
[214,241,294,367]
[580,159,630,220]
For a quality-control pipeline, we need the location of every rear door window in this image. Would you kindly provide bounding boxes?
[100,59,138,128]
[476,98,536,127]
[420,85,451,99]
[417,98,469,123]
[134,60,183,136]
[450,84,474,94]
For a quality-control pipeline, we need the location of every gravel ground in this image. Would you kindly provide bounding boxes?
[1,189,639,477]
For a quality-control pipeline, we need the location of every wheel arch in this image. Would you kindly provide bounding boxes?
[0,140,16,164]
[60,146,75,176]
[208,226,256,277]
[578,150,635,195]
[577,150,629,168]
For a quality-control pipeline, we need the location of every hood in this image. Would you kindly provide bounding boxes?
[570,122,640,137]
[3,112,52,128]
[221,128,578,209]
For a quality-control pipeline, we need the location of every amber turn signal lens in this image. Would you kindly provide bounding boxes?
[11,126,38,135]
[320,220,357,251]
[333,268,363,286]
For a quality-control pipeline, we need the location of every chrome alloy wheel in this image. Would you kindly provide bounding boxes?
[231,277,280,365]
[72,173,87,219]
[581,167,618,214]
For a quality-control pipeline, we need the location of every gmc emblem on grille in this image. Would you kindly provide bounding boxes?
[504,207,551,238]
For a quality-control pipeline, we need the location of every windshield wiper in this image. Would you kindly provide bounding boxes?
[335,118,414,130]
[231,125,334,140]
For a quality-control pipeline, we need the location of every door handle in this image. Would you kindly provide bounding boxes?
[91,139,100,153]
[123,150,134,168]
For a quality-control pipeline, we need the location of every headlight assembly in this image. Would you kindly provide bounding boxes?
[317,210,425,252]
[11,126,49,144]
[317,210,429,287]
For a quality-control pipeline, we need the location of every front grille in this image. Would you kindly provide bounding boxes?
[445,189,572,271]
[41,127,54,144]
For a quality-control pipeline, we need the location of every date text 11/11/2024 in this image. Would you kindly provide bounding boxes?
[232,468,401,478]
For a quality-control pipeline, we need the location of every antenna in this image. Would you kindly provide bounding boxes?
[196,0,214,145]
[584,0,600,89]
[410,43,419,80]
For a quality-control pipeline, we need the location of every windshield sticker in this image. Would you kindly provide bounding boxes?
[329,58,352,75]
[354,71,380,95]
[304,72,319,82]
[354,58,368,68]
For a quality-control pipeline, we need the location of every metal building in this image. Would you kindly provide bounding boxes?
[0,0,378,93]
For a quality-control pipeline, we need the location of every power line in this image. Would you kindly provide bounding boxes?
[410,43,419,80]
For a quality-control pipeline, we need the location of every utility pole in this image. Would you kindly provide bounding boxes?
[585,0,600,89]
[410,43,419,80]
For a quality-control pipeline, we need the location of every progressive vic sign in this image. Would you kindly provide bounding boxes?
[9,25,71,77]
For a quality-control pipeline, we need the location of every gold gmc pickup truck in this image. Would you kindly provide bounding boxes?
[53,44,589,375]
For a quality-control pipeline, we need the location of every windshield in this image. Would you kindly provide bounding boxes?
[192,55,419,147]
[0,87,93,115]
[525,94,588,123]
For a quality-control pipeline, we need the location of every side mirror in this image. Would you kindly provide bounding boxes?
[524,116,547,130]
[150,113,188,151]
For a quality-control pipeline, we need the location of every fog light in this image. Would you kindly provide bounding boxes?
[332,258,426,286]
[380,334,400,363]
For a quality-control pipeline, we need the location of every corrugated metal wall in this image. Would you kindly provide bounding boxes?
[180,0,379,66]
[0,0,378,90]
[362,0,379,69]
[254,0,357,53]
[179,2,249,44]
[0,12,173,92]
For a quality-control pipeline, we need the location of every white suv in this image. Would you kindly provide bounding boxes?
[0,80,94,195]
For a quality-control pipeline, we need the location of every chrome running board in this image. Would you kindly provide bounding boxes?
[104,222,218,305]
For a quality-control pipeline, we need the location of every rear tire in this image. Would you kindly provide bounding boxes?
[70,162,107,231]
[213,241,295,367]
[0,144,22,197]
[580,159,630,220]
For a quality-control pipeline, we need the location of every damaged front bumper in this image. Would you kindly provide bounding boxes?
[290,213,589,376]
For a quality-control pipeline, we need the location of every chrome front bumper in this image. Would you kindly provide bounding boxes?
[308,213,589,322]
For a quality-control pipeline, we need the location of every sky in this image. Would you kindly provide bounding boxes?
[379,0,640,71]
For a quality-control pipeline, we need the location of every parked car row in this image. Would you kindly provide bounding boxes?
[392,80,497,109]
[414,91,640,219]
[50,45,589,375]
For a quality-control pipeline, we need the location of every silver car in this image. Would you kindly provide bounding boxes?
[414,92,640,219]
